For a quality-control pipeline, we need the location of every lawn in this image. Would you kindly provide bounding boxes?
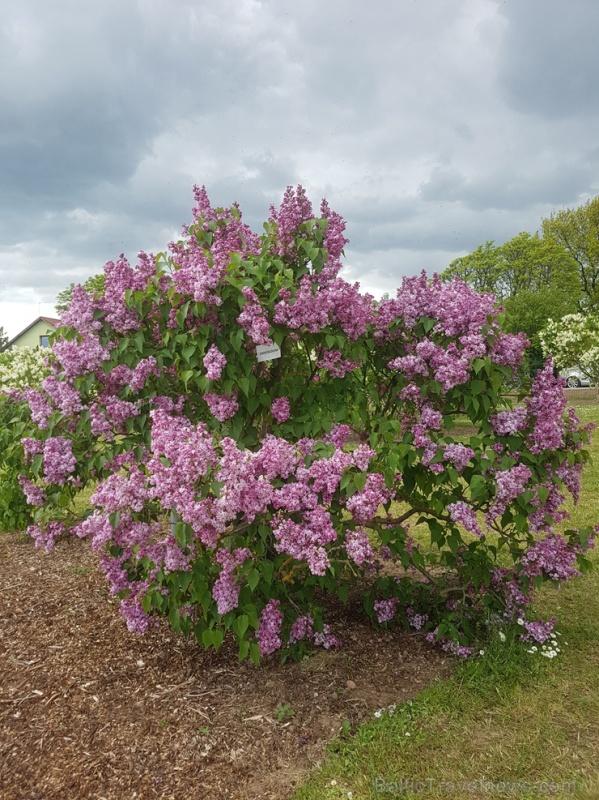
[293,402,599,800]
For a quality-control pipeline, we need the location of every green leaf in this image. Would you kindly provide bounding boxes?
[249,642,261,665]
[233,614,249,639]
[247,568,260,592]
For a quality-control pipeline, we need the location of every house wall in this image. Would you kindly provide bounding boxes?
[10,320,57,349]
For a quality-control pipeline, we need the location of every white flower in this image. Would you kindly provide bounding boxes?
[517,618,524,626]
[479,650,485,656]
[498,631,506,642]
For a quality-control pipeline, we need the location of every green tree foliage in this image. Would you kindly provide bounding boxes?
[542,196,599,311]
[55,273,106,314]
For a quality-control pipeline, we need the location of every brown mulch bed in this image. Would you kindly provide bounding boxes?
[0,532,452,800]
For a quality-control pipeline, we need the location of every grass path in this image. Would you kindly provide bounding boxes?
[294,405,599,800]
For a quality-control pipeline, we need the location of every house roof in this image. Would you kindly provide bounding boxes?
[4,316,62,349]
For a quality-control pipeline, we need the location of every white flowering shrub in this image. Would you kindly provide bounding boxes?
[0,347,49,531]
[540,313,599,385]
[0,346,49,393]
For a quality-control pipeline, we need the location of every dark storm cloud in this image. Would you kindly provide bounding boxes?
[2,0,599,337]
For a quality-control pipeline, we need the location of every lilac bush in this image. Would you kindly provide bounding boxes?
[10,184,596,663]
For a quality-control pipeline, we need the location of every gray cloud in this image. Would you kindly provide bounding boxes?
[1,0,599,337]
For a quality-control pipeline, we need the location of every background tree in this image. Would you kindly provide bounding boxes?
[0,325,9,351]
[542,196,599,311]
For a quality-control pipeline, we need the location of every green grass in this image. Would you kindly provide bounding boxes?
[293,404,599,800]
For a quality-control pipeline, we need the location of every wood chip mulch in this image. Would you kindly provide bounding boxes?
[0,532,452,800]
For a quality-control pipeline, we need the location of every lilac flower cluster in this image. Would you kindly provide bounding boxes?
[24,389,53,429]
[345,528,376,565]
[519,617,557,645]
[26,522,65,552]
[443,443,475,473]
[271,508,337,576]
[425,628,474,658]
[256,599,284,655]
[52,334,111,378]
[316,349,360,379]
[288,614,314,644]
[21,437,43,460]
[271,397,290,424]
[525,363,567,454]
[204,392,239,422]
[491,407,528,436]
[345,473,391,523]
[313,624,342,649]
[488,464,532,521]
[42,376,82,416]
[406,607,429,630]
[520,534,585,582]
[18,476,46,507]
[448,501,483,537]
[374,598,398,623]
[212,547,252,615]
[42,437,76,484]
[236,286,272,345]
[203,344,227,380]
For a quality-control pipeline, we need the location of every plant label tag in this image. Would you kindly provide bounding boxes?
[256,344,282,362]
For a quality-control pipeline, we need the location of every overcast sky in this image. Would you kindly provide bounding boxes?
[2,0,598,339]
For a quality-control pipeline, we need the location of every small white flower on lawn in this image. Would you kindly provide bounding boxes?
[479,650,485,656]
[405,732,411,736]
[517,618,524,626]
[498,631,506,642]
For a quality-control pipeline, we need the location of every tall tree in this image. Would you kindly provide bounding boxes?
[542,196,599,311]
[0,326,8,351]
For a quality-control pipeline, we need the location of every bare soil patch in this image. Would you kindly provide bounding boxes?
[0,532,451,800]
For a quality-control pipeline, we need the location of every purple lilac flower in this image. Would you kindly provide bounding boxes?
[18,476,46,507]
[519,534,582,582]
[212,548,252,615]
[203,344,227,380]
[313,623,342,649]
[271,397,290,423]
[443,443,475,473]
[345,473,390,523]
[448,501,483,537]
[289,615,314,644]
[406,607,429,630]
[374,598,398,623]
[491,407,528,436]
[519,617,557,645]
[257,599,284,656]
[425,628,474,658]
[204,392,239,422]
[27,522,65,552]
[42,437,76,484]
[345,528,376,566]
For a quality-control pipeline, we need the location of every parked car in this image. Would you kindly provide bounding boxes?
[559,367,591,388]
